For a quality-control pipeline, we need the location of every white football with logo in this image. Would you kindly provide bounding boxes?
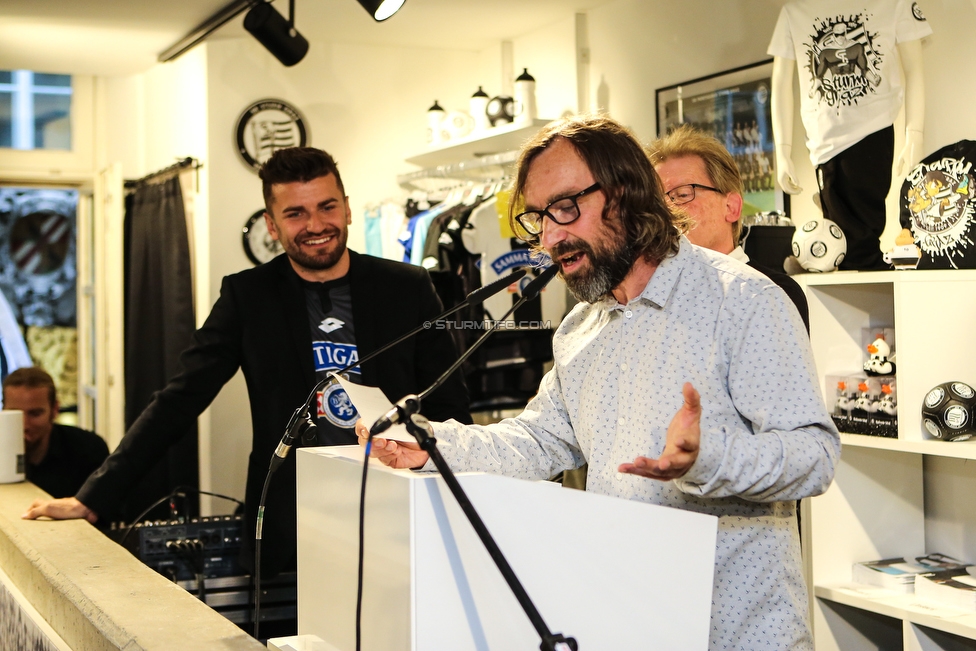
[791,218,847,272]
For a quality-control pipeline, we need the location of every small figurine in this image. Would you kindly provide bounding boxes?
[883,228,921,270]
[836,380,855,414]
[854,381,880,414]
[864,336,896,376]
[878,383,897,417]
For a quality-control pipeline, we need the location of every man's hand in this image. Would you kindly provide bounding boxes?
[22,497,98,523]
[355,419,430,470]
[619,382,701,481]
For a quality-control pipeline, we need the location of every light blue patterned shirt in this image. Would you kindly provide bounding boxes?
[429,237,840,650]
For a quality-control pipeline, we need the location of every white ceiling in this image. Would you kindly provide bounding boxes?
[0,0,613,77]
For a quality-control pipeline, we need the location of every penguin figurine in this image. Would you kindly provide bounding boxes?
[835,380,855,414]
[863,336,896,376]
[854,381,880,414]
[878,383,898,417]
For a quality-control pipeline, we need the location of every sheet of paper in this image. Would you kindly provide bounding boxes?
[332,374,415,443]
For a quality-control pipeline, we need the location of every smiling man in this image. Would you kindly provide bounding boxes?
[360,115,839,651]
[23,147,470,584]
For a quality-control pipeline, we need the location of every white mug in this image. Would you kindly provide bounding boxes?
[443,110,475,140]
[0,410,25,484]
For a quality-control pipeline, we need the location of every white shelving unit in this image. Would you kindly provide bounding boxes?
[795,269,976,651]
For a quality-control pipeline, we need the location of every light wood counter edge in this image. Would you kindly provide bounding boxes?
[0,481,264,651]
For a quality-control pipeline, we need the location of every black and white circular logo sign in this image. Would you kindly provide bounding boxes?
[235,99,308,172]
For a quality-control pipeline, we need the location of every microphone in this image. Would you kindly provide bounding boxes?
[332,266,527,379]
[369,264,560,436]
[269,405,318,472]
[268,267,529,468]
[521,264,559,301]
[463,266,529,306]
[369,394,419,437]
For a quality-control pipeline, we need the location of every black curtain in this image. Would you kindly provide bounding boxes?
[123,175,198,521]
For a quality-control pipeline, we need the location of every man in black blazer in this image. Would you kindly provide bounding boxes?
[648,125,809,331]
[23,147,471,578]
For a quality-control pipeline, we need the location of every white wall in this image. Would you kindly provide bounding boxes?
[509,14,580,119]
[101,48,211,323]
[99,48,213,500]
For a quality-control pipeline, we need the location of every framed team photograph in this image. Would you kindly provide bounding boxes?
[655,59,789,218]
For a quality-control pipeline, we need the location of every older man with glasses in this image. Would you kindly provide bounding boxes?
[361,113,839,651]
[648,124,809,331]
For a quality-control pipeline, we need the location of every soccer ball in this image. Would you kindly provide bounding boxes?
[485,95,515,127]
[792,218,847,272]
[921,381,976,441]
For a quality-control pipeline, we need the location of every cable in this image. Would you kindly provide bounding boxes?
[355,438,372,651]
[118,486,244,545]
[253,470,274,642]
[118,492,185,546]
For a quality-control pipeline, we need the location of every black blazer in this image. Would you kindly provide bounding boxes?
[78,251,471,575]
[747,260,810,333]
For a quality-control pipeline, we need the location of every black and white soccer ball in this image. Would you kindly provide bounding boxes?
[921,381,976,441]
[485,95,514,127]
[792,218,847,272]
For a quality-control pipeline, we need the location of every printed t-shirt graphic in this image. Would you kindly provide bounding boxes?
[303,277,361,444]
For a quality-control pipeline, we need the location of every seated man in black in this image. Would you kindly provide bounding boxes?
[3,367,109,498]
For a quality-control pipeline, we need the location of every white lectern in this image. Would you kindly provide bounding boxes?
[297,446,717,651]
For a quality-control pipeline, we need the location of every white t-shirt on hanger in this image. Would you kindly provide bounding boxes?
[767,0,932,165]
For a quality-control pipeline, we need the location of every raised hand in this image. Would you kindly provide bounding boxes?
[618,382,701,481]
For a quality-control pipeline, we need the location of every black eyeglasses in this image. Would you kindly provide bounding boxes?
[514,182,603,237]
[665,183,722,205]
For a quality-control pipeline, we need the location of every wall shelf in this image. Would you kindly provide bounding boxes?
[816,584,976,641]
[404,119,551,169]
[396,151,517,191]
[839,433,976,460]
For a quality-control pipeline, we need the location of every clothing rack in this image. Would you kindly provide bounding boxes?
[396,151,517,192]
[124,157,203,190]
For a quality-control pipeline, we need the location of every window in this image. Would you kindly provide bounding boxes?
[0,70,73,151]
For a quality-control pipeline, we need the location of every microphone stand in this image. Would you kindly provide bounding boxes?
[404,413,577,651]
[369,265,577,651]
[251,267,527,640]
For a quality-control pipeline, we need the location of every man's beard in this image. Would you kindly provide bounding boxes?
[284,227,348,271]
[550,227,637,304]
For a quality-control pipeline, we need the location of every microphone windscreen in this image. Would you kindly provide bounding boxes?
[466,267,527,304]
[521,264,559,301]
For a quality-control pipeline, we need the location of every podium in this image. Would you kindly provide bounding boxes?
[296,446,718,650]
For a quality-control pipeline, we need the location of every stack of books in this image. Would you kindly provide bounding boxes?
[915,567,976,611]
[852,553,969,593]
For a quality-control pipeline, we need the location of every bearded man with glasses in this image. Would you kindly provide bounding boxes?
[361,113,839,651]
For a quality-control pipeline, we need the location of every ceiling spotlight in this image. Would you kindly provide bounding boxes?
[357,0,407,22]
[244,0,309,67]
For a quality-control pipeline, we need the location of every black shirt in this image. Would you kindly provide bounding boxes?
[27,423,109,499]
[302,277,363,445]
